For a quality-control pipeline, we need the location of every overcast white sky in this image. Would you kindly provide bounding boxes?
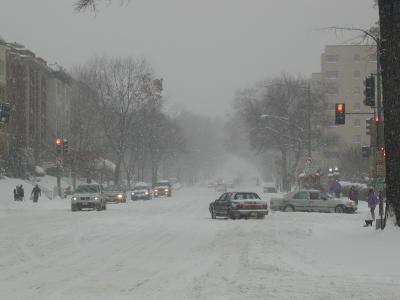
[0,0,377,116]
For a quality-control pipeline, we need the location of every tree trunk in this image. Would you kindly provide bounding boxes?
[114,156,122,186]
[378,0,400,225]
[281,148,289,192]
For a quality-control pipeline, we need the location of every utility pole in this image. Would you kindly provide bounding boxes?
[307,83,312,159]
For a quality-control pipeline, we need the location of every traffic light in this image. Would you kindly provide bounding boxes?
[55,137,63,155]
[335,103,345,125]
[364,75,375,107]
[63,139,69,153]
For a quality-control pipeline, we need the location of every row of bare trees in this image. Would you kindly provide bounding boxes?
[67,56,185,187]
[232,74,331,191]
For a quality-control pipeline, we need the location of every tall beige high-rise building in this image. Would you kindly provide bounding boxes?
[317,45,377,149]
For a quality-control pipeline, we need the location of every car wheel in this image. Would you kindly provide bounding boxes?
[335,205,346,213]
[228,210,237,220]
[71,205,76,212]
[211,207,216,219]
[257,214,265,219]
[284,205,295,212]
[103,203,107,210]
[96,204,102,211]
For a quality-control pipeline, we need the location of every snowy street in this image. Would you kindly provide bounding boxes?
[0,185,399,300]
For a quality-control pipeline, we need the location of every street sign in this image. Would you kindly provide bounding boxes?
[375,149,386,177]
[375,178,385,192]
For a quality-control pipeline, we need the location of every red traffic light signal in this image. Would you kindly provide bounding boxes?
[55,138,62,146]
[335,103,345,125]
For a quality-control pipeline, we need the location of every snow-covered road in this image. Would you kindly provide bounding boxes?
[1,186,399,300]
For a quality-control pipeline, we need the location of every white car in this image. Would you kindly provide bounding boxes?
[71,184,107,211]
[270,189,357,213]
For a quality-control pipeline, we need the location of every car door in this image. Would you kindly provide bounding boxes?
[309,191,322,212]
[291,191,310,211]
[214,193,227,215]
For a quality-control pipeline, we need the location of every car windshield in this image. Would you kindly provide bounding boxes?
[154,182,170,187]
[75,185,100,194]
[134,186,147,190]
[232,193,261,200]
[104,186,121,191]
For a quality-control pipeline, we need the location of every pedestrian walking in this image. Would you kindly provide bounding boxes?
[31,185,41,203]
[18,184,24,201]
[330,180,342,198]
[13,186,18,201]
[348,185,359,205]
[364,189,377,227]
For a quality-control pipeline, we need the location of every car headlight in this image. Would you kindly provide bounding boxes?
[145,191,149,195]
[117,194,123,199]
[131,192,135,195]
[165,188,169,192]
[72,197,77,201]
[94,197,99,200]
[347,201,353,207]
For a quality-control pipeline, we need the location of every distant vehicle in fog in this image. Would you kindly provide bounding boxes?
[270,189,357,213]
[215,183,227,193]
[131,182,152,200]
[153,180,172,197]
[209,192,268,220]
[103,185,127,203]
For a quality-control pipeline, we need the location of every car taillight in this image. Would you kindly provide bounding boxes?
[236,203,243,209]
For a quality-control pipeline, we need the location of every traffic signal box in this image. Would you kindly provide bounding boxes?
[63,139,69,153]
[364,75,376,107]
[335,103,345,125]
[366,118,384,147]
[55,138,63,155]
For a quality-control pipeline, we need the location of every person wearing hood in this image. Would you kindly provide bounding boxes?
[364,189,377,227]
[31,185,41,203]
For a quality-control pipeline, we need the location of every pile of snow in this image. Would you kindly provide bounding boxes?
[34,166,46,176]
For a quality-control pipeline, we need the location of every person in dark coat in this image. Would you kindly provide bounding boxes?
[18,184,24,201]
[364,189,378,227]
[348,186,359,205]
[31,185,41,203]
[330,180,342,198]
[13,186,18,201]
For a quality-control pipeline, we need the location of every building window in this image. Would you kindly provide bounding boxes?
[354,103,361,111]
[327,85,338,95]
[325,71,338,80]
[369,54,377,62]
[0,59,4,76]
[353,70,360,80]
[354,135,361,144]
[353,119,361,127]
[354,54,360,63]
[326,54,339,63]
[354,86,360,94]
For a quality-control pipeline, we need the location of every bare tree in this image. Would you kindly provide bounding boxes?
[79,57,160,185]
[234,74,327,191]
[74,0,129,11]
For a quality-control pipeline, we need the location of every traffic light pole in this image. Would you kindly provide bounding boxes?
[376,38,385,229]
[307,84,312,159]
[56,159,62,197]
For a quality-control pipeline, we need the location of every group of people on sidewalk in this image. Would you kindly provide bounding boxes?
[347,185,378,227]
[13,184,41,202]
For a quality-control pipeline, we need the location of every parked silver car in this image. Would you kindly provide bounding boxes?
[71,184,107,211]
[270,189,357,213]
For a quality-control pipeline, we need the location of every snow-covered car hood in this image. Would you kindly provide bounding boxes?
[71,193,101,198]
